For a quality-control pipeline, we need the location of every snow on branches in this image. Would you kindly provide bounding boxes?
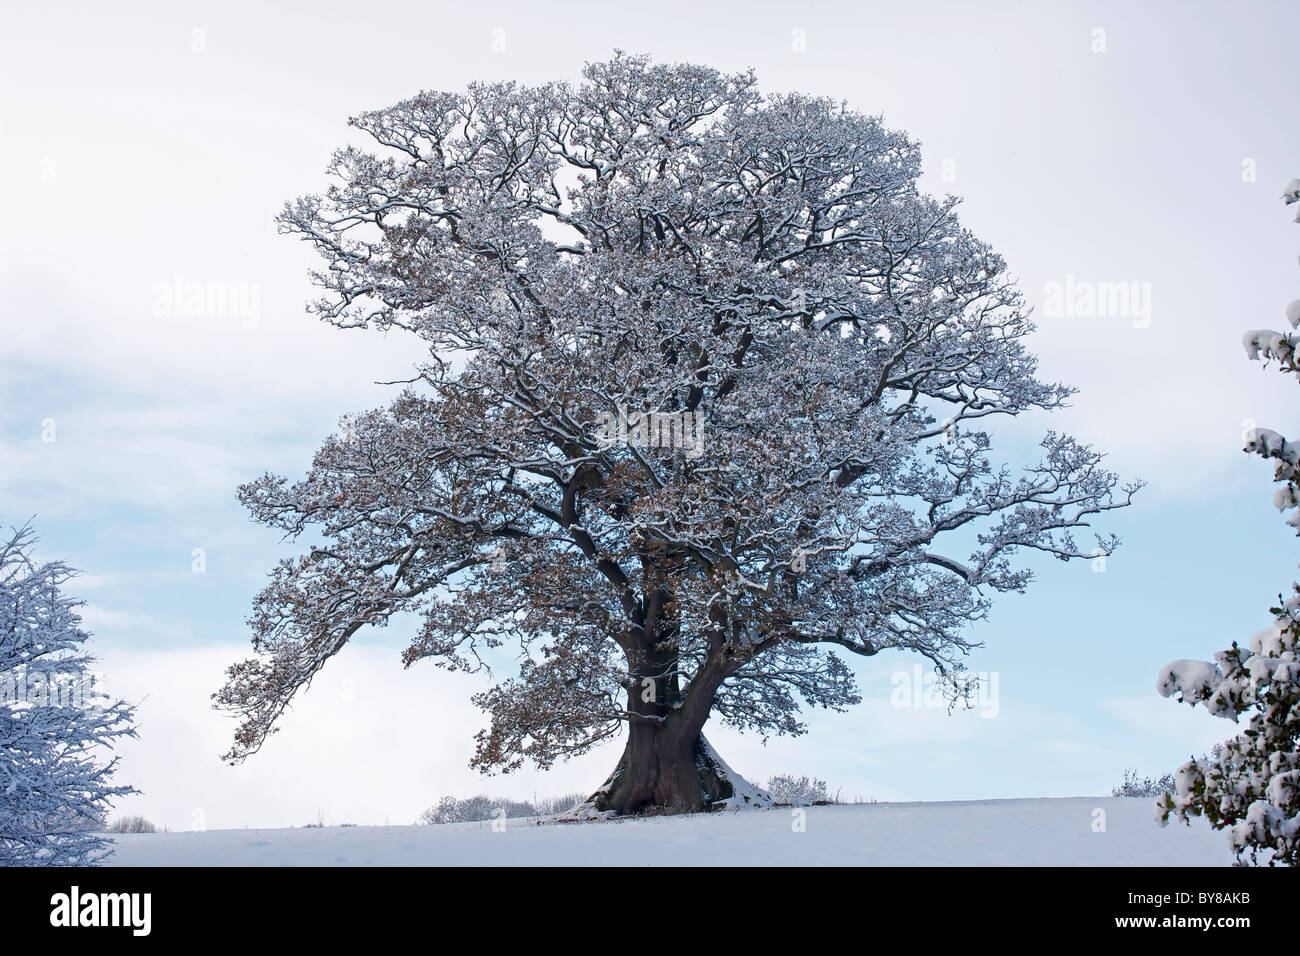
[216,56,1136,810]
[1157,181,1300,865]
[0,522,136,865]
[1157,611,1300,865]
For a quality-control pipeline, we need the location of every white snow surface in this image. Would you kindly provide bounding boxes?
[101,797,1233,866]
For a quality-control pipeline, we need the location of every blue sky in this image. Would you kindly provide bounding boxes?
[2,0,1298,829]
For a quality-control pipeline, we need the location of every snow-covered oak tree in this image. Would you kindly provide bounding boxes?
[215,55,1136,815]
[1156,179,1300,865]
[0,522,136,864]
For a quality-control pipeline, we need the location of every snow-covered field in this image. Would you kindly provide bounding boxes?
[103,797,1233,866]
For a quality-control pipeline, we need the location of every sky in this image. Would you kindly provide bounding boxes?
[2,0,1298,830]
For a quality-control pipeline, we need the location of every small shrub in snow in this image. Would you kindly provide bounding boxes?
[418,794,537,825]
[1111,770,1175,798]
[530,792,588,816]
[105,815,158,834]
[766,774,830,805]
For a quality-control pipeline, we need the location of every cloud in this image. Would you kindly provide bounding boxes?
[1098,696,1238,754]
[95,644,619,830]
[77,604,154,633]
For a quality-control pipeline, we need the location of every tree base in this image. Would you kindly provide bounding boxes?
[556,734,771,820]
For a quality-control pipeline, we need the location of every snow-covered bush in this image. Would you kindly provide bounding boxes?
[1156,182,1300,865]
[765,774,831,805]
[530,792,588,816]
[1112,769,1175,798]
[1157,616,1300,864]
[417,794,537,825]
[0,523,137,865]
[105,815,158,834]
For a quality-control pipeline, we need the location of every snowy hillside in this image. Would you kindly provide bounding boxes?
[103,797,1233,866]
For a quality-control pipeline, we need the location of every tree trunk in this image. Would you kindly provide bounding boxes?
[584,659,767,815]
[592,720,732,815]
[575,598,768,817]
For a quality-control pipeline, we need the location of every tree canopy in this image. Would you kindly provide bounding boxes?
[216,55,1135,813]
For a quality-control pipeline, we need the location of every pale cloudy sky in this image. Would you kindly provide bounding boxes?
[1,0,1296,829]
